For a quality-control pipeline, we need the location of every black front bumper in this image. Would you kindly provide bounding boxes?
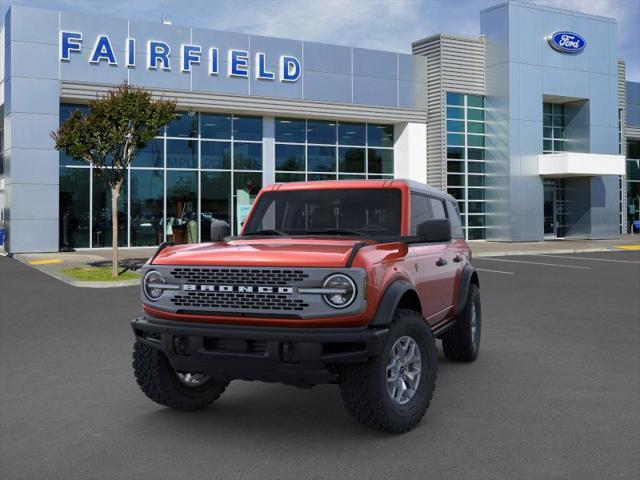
[131,316,389,386]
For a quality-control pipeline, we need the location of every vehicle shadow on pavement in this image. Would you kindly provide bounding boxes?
[128,348,464,440]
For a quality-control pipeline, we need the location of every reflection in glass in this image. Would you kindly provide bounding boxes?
[338,122,366,146]
[92,170,127,247]
[59,167,90,248]
[130,169,164,246]
[166,170,198,244]
[368,148,393,174]
[306,120,336,144]
[167,111,198,138]
[275,118,305,143]
[201,141,231,169]
[308,173,337,181]
[446,92,464,106]
[201,113,231,139]
[276,173,306,183]
[233,115,262,141]
[234,142,262,170]
[308,145,336,172]
[201,171,231,241]
[167,139,197,169]
[339,147,365,173]
[135,139,164,168]
[276,144,305,171]
[367,124,394,147]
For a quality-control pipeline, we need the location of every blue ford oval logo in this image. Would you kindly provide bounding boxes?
[547,31,586,54]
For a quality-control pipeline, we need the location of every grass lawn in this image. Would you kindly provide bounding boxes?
[62,267,140,282]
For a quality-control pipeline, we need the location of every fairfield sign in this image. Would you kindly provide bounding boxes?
[59,31,302,82]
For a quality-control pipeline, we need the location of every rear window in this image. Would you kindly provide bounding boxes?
[446,199,464,238]
[243,188,402,236]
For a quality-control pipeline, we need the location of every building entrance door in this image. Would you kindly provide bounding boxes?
[543,178,567,238]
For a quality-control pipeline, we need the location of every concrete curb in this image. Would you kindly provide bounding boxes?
[472,246,620,258]
[10,255,140,288]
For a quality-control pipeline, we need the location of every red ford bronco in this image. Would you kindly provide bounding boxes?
[131,179,480,432]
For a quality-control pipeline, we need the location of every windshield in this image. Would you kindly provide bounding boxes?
[242,188,402,237]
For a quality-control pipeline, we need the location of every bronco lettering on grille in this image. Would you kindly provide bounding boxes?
[183,284,294,294]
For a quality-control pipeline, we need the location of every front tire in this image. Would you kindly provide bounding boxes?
[132,341,229,411]
[442,283,481,362]
[339,309,437,433]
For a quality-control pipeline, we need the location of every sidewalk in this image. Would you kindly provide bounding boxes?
[469,234,640,257]
[6,236,640,287]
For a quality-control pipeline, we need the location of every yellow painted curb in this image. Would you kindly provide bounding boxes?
[29,258,63,265]
[613,245,640,251]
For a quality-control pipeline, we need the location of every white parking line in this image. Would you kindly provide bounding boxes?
[540,254,640,265]
[476,258,591,269]
[476,268,516,275]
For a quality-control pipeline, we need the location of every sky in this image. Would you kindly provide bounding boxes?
[1,0,638,80]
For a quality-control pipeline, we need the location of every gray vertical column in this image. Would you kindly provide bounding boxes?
[262,116,275,187]
[4,6,60,253]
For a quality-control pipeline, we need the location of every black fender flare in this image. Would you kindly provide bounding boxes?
[370,280,417,327]
[455,265,479,316]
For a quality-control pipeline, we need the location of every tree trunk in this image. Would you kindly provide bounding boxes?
[111,184,121,279]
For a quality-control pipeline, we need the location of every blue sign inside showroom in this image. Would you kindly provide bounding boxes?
[59,31,302,82]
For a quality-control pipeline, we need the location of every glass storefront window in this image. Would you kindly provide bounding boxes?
[130,169,164,247]
[338,122,366,146]
[275,144,305,171]
[467,96,484,108]
[339,147,365,173]
[59,104,90,167]
[166,170,198,244]
[444,92,487,240]
[308,173,337,181]
[307,120,336,144]
[135,138,164,168]
[92,170,127,248]
[367,124,394,147]
[201,141,231,169]
[446,92,464,106]
[59,167,90,249]
[447,120,464,133]
[276,172,306,183]
[446,106,464,119]
[368,148,393,174]
[308,145,336,172]
[234,142,262,170]
[201,171,231,241]
[167,139,198,169]
[276,118,306,143]
[233,115,262,141]
[167,111,198,138]
[201,113,231,139]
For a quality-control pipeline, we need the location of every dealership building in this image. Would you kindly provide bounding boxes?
[0,1,639,252]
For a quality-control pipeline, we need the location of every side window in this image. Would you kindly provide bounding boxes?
[410,193,432,235]
[447,200,464,238]
[429,198,447,220]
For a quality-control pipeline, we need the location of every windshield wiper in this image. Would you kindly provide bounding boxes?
[243,229,287,236]
[304,229,366,237]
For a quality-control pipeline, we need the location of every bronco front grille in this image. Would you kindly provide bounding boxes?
[170,267,309,286]
[171,291,309,311]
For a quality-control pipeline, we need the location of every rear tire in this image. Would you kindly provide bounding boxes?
[132,341,229,411]
[339,309,437,433]
[442,283,481,362]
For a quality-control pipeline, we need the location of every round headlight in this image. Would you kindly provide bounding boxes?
[143,270,165,301]
[322,274,356,309]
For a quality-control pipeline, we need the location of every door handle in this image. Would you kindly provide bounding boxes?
[436,257,447,267]
[453,255,463,263]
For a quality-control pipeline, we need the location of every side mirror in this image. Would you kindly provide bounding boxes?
[417,219,452,243]
[210,219,231,241]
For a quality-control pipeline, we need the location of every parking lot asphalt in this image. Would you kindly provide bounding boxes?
[1,250,639,480]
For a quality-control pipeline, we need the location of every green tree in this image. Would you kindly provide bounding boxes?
[52,83,176,278]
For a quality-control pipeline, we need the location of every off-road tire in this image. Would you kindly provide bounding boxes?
[339,309,437,433]
[442,283,481,362]
[133,341,229,411]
